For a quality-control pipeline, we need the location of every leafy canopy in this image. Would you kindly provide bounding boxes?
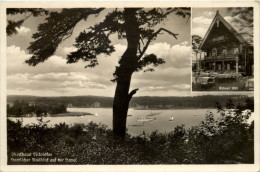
[192,35,202,53]
[7,8,48,36]
[227,7,253,43]
[24,8,190,80]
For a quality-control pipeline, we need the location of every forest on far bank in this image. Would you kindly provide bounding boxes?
[7,95,253,110]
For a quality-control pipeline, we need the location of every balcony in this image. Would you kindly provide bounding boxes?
[206,54,238,60]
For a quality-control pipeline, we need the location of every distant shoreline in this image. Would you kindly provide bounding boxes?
[8,112,94,118]
[7,108,216,118]
[67,107,215,110]
[133,107,215,110]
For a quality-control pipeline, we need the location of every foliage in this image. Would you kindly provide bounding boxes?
[192,34,203,53]
[226,7,253,43]
[227,7,253,29]
[23,8,190,78]
[192,34,203,70]
[7,101,67,117]
[6,8,48,36]
[7,100,254,164]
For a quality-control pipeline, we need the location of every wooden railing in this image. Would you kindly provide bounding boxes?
[206,54,238,60]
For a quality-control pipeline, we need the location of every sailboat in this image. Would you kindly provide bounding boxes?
[94,112,98,117]
[169,116,174,121]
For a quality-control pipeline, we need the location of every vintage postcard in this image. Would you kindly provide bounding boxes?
[0,1,259,172]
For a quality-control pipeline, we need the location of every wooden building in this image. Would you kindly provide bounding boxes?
[199,10,253,76]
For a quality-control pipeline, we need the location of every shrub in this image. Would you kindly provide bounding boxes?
[7,101,254,164]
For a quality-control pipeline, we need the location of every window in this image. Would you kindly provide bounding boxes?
[212,48,217,57]
[223,49,227,54]
[219,36,224,40]
[227,49,232,54]
[227,64,230,71]
[234,47,239,54]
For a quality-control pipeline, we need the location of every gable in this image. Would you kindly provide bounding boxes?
[199,11,249,50]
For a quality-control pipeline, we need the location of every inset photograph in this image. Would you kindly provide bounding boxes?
[192,8,254,91]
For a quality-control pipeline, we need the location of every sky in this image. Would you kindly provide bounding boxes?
[6,8,253,97]
[192,8,227,38]
[192,7,252,40]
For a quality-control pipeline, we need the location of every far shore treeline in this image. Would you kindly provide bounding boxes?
[7,95,253,109]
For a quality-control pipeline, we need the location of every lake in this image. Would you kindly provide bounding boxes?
[9,108,218,136]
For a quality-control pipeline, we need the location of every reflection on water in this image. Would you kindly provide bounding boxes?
[9,108,217,136]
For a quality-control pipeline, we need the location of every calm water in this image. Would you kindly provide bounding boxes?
[9,108,218,136]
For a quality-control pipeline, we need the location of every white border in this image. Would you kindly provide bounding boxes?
[1,1,259,172]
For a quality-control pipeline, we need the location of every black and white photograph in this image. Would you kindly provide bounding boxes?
[0,2,259,172]
[192,8,254,91]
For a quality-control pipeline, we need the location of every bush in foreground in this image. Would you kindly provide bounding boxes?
[7,104,254,164]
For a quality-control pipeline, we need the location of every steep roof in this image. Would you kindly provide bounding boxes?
[199,10,251,50]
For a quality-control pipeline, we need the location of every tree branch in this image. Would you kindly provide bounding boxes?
[24,13,33,21]
[140,37,145,45]
[138,28,178,60]
[138,42,142,55]
[27,8,105,66]
[128,88,139,102]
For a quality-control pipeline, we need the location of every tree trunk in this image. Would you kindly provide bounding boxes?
[113,73,132,139]
[112,8,140,140]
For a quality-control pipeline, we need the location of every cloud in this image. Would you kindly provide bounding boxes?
[137,83,191,96]
[145,41,191,68]
[62,80,106,89]
[224,15,242,32]
[62,46,78,54]
[192,27,207,38]
[192,15,212,38]
[180,41,189,46]
[7,72,107,93]
[7,45,27,59]
[7,42,192,97]
[7,45,31,73]
[141,84,190,92]
[15,26,31,35]
[130,41,191,95]
[6,44,122,95]
[203,11,214,17]
[172,84,191,90]
[224,16,234,23]
[7,45,71,75]
[141,86,165,91]
[31,72,88,82]
[168,43,191,68]
[192,16,212,25]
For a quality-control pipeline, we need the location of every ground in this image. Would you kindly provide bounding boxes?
[192,76,254,91]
